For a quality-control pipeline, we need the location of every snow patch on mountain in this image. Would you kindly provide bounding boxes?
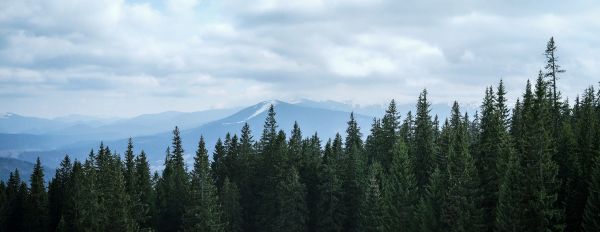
[246,100,278,121]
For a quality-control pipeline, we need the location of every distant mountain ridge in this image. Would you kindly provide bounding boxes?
[3,99,478,173]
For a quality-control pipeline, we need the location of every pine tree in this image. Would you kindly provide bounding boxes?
[48,155,73,231]
[221,178,243,232]
[212,138,228,191]
[124,138,137,199]
[379,100,400,171]
[184,136,223,232]
[298,132,323,232]
[2,170,27,231]
[316,141,344,231]
[238,123,258,232]
[135,150,155,230]
[582,157,600,232]
[520,74,564,231]
[157,127,190,232]
[274,167,307,232]
[414,89,436,191]
[544,37,566,111]
[95,148,135,231]
[476,82,513,231]
[417,168,445,232]
[384,139,419,232]
[26,157,48,232]
[441,102,483,232]
[341,113,367,232]
[495,152,526,232]
[362,163,385,232]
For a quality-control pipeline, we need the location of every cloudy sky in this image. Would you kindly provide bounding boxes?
[1,0,599,118]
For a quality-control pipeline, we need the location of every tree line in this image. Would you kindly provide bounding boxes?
[1,37,599,232]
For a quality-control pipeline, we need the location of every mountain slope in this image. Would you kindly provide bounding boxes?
[19,100,373,168]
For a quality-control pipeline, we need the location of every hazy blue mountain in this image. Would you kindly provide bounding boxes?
[0,113,74,134]
[12,99,478,169]
[0,108,239,158]
[0,157,54,182]
[18,100,374,169]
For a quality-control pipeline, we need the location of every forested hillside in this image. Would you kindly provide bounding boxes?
[1,38,599,232]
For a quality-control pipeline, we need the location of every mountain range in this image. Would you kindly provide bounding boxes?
[0,99,477,179]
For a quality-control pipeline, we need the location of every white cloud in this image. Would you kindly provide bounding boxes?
[1,0,599,117]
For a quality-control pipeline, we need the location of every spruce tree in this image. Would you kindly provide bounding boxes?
[184,136,223,232]
[316,141,344,231]
[495,152,526,232]
[124,138,136,195]
[221,178,243,232]
[441,102,483,232]
[341,113,366,232]
[274,167,307,232]
[417,168,444,232]
[238,123,258,232]
[211,138,228,191]
[135,150,155,230]
[362,163,385,232]
[48,155,73,231]
[544,37,565,111]
[582,157,600,232]
[384,139,418,232]
[414,89,436,191]
[520,74,563,231]
[157,127,190,232]
[2,170,27,231]
[379,100,400,170]
[26,158,48,232]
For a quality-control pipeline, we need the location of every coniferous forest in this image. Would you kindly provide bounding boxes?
[1,38,600,232]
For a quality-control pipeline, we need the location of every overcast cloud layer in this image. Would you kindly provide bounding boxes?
[1,0,599,118]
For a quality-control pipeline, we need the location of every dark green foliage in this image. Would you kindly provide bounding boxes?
[48,155,72,231]
[2,170,27,231]
[495,152,526,232]
[417,168,445,232]
[441,102,483,232]
[135,150,155,230]
[383,139,418,232]
[316,140,344,231]
[222,178,243,232]
[26,158,48,231]
[184,136,223,232]
[156,127,190,232]
[582,157,600,232]
[414,89,436,191]
[362,163,385,232]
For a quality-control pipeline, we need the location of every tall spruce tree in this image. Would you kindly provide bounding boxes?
[362,163,385,232]
[135,150,154,230]
[26,158,48,232]
[2,170,27,231]
[341,113,367,232]
[157,127,190,232]
[441,102,483,232]
[48,155,73,231]
[417,168,445,232]
[221,177,243,232]
[414,89,436,191]
[316,139,344,231]
[184,136,223,232]
[383,139,419,232]
[495,151,526,232]
[520,74,563,231]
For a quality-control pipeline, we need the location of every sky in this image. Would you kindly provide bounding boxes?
[1,0,599,118]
